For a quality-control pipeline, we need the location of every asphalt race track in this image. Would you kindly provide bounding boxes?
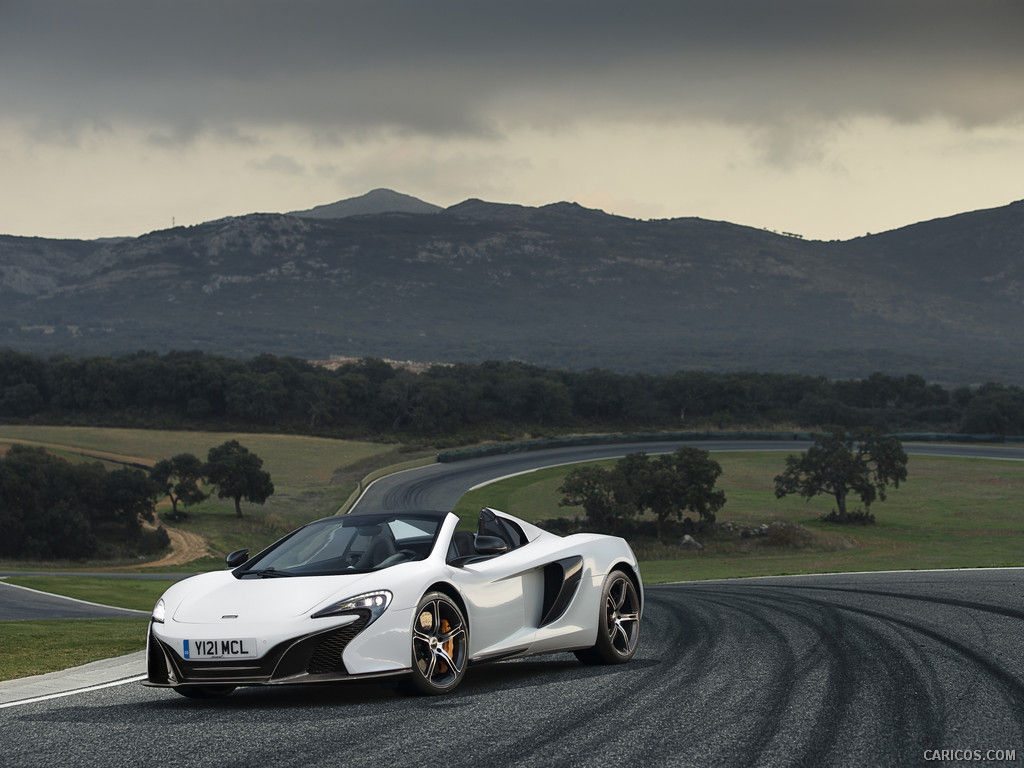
[2,440,1023,766]
[2,569,1023,767]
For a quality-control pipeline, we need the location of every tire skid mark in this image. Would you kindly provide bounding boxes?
[708,582,1024,756]
[616,585,856,766]
[753,583,1024,622]
[557,589,702,762]
[670,583,962,766]
[681,587,865,765]
[797,594,1024,724]
[620,589,807,766]
[670,589,813,764]
[745,581,1024,709]
[729,587,949,760]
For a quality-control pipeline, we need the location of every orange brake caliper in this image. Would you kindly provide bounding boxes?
[439,618,453,673]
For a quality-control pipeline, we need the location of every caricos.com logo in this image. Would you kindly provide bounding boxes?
[923,749,1017,762]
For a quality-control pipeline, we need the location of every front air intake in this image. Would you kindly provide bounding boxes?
[305,616,370,675]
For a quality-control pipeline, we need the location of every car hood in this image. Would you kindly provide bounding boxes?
[171,572,378,624]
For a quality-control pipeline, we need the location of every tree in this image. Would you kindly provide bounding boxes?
[0,444,169,559]
[624,449,726,537]
[0,444,99,559]
[959,383,1024,435]
[774,427,908,523]
[659,447,727,529]
[98,467,160,536]
[559,448,726,539]
[204,440,274,518]
[151,453,207,521]
[558,465,635,533]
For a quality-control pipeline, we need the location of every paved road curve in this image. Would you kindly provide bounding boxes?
[0,581,147,620]
[2,569,1022,767]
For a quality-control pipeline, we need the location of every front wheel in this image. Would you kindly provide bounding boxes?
[407,591,469,695]
[575,570,641,665]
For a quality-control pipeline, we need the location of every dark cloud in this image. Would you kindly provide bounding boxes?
[3,0,1022,141]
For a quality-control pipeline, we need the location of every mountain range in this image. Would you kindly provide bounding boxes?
[1,190,1022,385]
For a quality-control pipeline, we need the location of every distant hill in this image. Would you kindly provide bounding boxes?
[287,188,442,218]
[1,194,1023,385]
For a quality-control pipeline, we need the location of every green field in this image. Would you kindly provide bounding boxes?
[455,450,1024,580]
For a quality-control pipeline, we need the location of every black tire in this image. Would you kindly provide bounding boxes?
[173,685,237,699]
[407,591,469,695]
[574,570,641,665]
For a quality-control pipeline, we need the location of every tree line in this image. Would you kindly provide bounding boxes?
[0,444,166,559]
[2,349,1024,439]
[0,439,273,560]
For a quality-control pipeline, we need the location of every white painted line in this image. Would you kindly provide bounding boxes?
[0,675,147,709]
[466,452,680,491]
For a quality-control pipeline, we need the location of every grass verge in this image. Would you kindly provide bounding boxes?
[0,618,149,682]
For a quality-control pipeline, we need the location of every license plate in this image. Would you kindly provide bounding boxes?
[184,638,257,660]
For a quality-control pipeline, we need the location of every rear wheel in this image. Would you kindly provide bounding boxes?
[174,685,236,699]
[408,591,469,695]
[575,570,641,665]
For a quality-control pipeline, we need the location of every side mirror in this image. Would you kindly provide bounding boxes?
[474,535,508,555]
[226,549,249,568]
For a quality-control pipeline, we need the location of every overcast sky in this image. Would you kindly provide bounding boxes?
[2,0,1022,241]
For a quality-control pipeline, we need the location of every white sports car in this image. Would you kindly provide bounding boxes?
[145,507,643,697]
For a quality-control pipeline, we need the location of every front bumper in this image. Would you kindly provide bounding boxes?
[144,611,409,688]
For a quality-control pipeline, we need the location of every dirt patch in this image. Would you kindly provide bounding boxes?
[103,520,213,570]
[141,525,212,568]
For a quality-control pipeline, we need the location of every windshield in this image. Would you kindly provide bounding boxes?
[237,512,445,577]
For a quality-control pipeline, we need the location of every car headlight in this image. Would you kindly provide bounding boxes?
[152,598,166,624]
[311,590,392,623]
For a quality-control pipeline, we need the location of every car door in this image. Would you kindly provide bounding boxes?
[453,546,544,661]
